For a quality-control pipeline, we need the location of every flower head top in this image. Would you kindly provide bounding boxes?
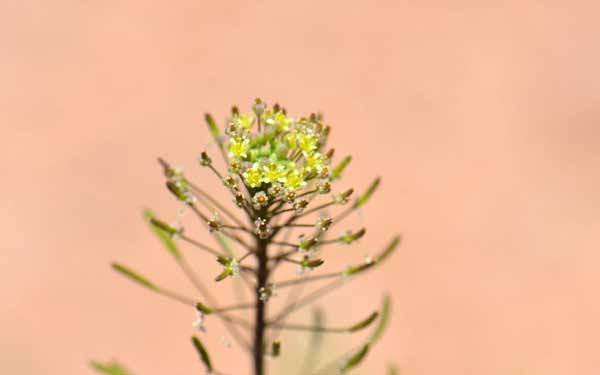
[224,103,332,195]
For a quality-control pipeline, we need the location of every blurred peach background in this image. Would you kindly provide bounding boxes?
[2,1,599,374]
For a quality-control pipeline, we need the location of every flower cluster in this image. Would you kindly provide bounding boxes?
[225,100,332,206]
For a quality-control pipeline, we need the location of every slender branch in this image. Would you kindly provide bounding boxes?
[295,189,318,199]
[219,229,253,251]
[274,272,342,288]
[270,207,296,216]
[295,200,336,218]
[188,181,248,228]
[274,223,314,230]
[157,288,197,306]
[179,234,224,258]
[267,322,346,333]
[270,249,296,263]
[269,241,297,248]
[208,164,223,181]
[177,257,252,350]
[190,204,209,222]
[223,224,254,234]
[269,278,347,326]
[215,302,256,313]
[238,250,254,263]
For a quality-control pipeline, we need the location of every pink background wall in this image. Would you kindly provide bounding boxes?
[2,1,598,374]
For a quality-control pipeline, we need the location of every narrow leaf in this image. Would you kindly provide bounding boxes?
[353,177,381,208]
[376,235,401,264]
[205,113,221,143]
[90,361,134,375]
[111,263,157,291]
[344,235,400,276]
[339,344,369,373]
[331,156,352,180]
[191,336,213,372]
[348,311,379,333]
[369,294,391,344]
[144,210,181,259]
[388,364,399,375]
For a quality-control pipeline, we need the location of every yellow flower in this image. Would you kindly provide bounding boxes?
[228,137,250,159]
[305,152,325,173]
[262,162,287,184]
[243,163,263,187]
[284,168,306,191]
[297,130,318,154]
[232,113,254,131]
[265,111,293,132]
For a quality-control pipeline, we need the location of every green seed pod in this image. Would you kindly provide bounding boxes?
[348,311,379,332]
[301,258,325,269]
[331,155,352,180]
[195,302,214,315]
[191,336,213,372]
[111,263,157,291]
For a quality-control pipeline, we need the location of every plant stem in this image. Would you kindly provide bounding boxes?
[253,238,269,375]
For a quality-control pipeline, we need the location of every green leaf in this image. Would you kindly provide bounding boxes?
[353,177,381,208]
[343,261,375,276]
[205,113,221,143]
[331,156,352,180]
[191,336,213,372]
[376,235,401,264]
[144,210,181,259]
[339,344,369,373]
[111,263,157,291]
[90,361,134,375]
[344,235,400,276]
[387,364,399,375]
[348,311,379,333]
[369,294,391,344]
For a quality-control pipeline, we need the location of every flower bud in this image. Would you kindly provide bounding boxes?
[300,258,325,269]
[315,216,332,231]
[198,151,212,166]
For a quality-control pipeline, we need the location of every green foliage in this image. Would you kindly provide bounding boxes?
[111,263,157,291]
[340,344,370,373]
[90,361,134,375]
[204,113,221,143]
[331,155,352,180]
[144,210,181,259]
[369,294,391,344]
[354,177,381,208]
[191,336,213,372]
[349,311,379,333]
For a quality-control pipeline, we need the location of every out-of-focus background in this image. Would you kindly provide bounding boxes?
[2,1,598,374]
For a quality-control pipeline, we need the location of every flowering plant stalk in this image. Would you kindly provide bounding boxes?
[92,99,400,375]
